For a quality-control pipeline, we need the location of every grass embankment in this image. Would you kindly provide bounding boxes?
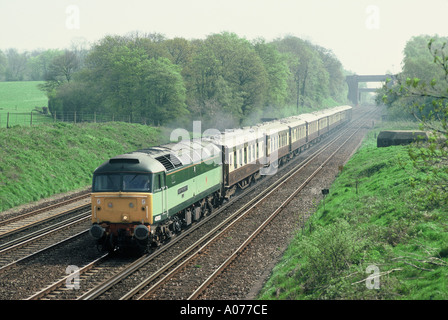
[0,122,165,212]
[258,121,448,300]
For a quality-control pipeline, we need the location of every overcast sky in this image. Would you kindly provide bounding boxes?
[1,0,447,75]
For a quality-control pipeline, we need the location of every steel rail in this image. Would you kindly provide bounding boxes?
[0,203,91,240]
[0,194,90,228]
[25,253,109,300]
[0,211,90,255]
[0,214,91,274]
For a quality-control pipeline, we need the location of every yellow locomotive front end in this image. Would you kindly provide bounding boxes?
[90,192,153,247]
[89,154,164,252]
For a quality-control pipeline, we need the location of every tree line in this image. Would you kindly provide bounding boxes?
[0,39,89,82]
[377,34,448,121]
[2,32,349,129]
[377,34,448,207]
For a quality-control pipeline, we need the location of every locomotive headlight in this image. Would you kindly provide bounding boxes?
[122,214,129,222]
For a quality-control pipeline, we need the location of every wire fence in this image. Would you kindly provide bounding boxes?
[0,111,160,128]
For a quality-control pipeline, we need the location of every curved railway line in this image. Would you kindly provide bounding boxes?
[0,105,378,300]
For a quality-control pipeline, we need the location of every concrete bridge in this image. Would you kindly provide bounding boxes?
[346,74,396,105]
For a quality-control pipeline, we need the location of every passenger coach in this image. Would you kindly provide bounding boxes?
[205,127,265,198]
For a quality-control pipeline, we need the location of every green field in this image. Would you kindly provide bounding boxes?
[0,81,51,127]
[0,81,48,111]
[258,121,448,300]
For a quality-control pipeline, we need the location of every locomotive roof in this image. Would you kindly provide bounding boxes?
[93,152,166,174]
[94,139,221,174]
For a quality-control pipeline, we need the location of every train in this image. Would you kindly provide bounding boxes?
[89,105,352,252]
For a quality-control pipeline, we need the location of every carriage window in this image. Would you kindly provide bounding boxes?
[244,147,247,164]
[234,150,237,168]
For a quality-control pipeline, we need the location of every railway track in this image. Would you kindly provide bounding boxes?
[0,213,90,273]
[0,194,90,240]
[0,195,91,273]
[22,106,375,301]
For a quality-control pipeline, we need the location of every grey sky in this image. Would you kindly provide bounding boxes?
[1,0,447,75]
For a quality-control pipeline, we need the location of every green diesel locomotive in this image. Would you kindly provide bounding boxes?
[90,139,222,252]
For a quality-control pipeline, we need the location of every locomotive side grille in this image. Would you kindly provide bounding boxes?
[156,155,174,170]
[155,154,183,171]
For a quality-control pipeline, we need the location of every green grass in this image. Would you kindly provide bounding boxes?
[0,81,47,112]
[0,122,166,211]
[258,121,448,300]
[0,81,52,127]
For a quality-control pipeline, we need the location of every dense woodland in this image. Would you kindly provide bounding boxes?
[0,32,349,129]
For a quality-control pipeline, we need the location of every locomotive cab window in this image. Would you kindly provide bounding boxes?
[93,173,152,192]
[153,172,166,192]
[93,174,121,192]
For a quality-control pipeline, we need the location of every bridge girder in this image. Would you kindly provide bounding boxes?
[346,74,397,105]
